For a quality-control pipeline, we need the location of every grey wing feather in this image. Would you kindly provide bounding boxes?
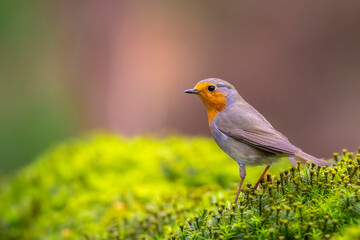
[214,100,331,166]
[219,127,301,155]
[215,102,302,156]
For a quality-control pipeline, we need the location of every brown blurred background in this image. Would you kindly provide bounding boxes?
[1,0,360,173]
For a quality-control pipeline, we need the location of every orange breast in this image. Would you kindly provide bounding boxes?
[199,91,227,127]
[207,109,220,128]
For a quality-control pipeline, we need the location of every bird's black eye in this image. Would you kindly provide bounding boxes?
[208,85,216,92]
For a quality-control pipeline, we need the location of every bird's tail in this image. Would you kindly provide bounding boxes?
[295,151,332,167]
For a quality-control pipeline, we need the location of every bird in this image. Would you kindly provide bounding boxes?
[184,78,331,204]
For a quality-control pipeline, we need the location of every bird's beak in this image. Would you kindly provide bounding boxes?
[184,88,200,94]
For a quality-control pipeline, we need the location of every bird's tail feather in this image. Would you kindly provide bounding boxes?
[289,157,298,166]
[295,151,332,167]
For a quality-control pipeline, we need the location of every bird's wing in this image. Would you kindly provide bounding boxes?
[215,103,301,155]
[218,127,300,155]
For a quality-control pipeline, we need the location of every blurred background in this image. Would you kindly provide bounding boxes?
[1,0,360,174]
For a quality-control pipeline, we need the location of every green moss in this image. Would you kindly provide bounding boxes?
[334,224,360,240]
[0,134,359,239]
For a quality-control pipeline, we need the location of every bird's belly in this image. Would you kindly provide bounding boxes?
[212,125,278,166]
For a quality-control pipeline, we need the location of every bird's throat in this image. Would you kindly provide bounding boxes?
[199,94,226,127]
[206,109,221,127]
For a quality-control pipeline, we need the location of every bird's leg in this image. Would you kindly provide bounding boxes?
[234,164,246,204]
[253,165,271,190]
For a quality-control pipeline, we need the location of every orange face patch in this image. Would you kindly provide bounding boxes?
[194,82,227,127]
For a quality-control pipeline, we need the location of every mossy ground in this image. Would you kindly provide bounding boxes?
[0,134,359,240]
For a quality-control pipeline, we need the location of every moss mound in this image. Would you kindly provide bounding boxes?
[0,134,359,240]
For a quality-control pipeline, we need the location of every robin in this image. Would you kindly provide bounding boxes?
[185,78,331,204]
